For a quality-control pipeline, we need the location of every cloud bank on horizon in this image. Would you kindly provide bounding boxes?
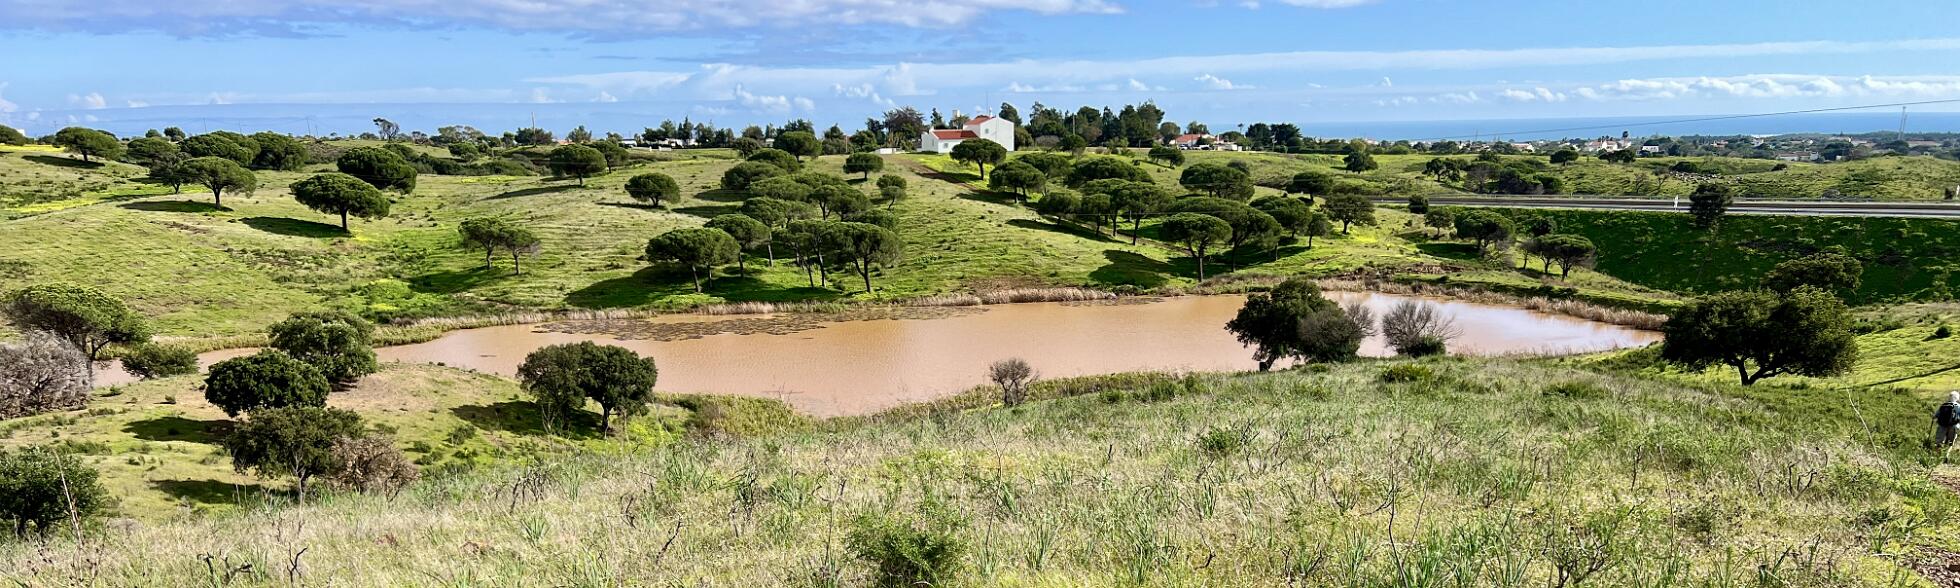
[3,0,1959,134]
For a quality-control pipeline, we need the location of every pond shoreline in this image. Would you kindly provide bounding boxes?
[99,292,1661,416]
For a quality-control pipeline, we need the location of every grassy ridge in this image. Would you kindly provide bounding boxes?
[1479,208,1960,303]
[4,359,1951,585]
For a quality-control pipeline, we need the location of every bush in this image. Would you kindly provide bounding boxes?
[267,310,378,386]
[847,501,969,587]
[119,343,198,380]
[0,332,90,420]
[1378,364,1435,383]
[988,358,1036,407]
[0,449,108,538]
[1196,427,1249,457]
[224,406,366,496]
[203,350,331,417]
[326,435,419,495]
[1931,325,1952,340]
[1398,335,1449,358]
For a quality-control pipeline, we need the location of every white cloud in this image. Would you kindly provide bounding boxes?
[832,82,895,106]
[1127,78,1150,91]
[1379,76,1392,87]
[529,88,559,103]
[594,91,618,103]
[0,0,1124,34]
[1433,91,1480,104]
[206,92,234,105]
[68,92,106,109]
[731,84,811,113]
[1373,96,1418,107]
[1566,74,1960,101]
[0,83,16,113]
[125,99,149,108]
[1195,73,1251,90]
[526,38,1960,109]
[1497,87,1566,102]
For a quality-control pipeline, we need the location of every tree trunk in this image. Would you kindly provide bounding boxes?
[860,262,873,293]
[341,210,349,231]
[766,242,775,267]
[602,407,613,436]
[213,189,222,207]
[1257,358,1274,372]
[1132,218,1142,245]
[1195,251,1207,281]
[737,253,746,273]
[485,247,495,269]
[690,265,702,292]
[511,250,522,275]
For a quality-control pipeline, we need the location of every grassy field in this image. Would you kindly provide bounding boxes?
[1,143,1693,345]
[1122,149,1960,200]
[1476,208,1960,304]
[5,358,1956,586]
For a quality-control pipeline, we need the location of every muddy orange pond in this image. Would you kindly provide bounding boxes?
[99,293,1658,416]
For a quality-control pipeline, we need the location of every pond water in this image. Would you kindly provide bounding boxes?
[97,293,1658,416]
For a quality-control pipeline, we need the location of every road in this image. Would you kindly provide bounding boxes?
[1369,196,1960,218]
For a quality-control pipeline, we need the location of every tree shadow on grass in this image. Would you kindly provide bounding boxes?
[486,184,576,200]
[152,479,277,506]
[692,188,749,204]
[409,265,514,295]
[1416,242,1482,261]
[120,200,226,213]
[123,415,230,444]
[241,216,348,238]
[597,201,665,213]
[1006,218,1118,243]
[673,203,740,220]
[1091,250,1177,288]
[451,401,601,440]
[23,154,103,169]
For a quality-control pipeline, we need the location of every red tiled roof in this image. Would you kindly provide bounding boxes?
[932,129,980,140]
[965,115,993,126]
[1173,134,1208,143]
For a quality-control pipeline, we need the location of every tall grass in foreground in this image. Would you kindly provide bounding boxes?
[3,360,1947,586]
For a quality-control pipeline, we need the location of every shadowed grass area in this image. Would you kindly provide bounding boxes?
[240,216,350,238]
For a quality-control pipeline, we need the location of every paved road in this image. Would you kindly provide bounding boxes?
[1370,196,1960,218]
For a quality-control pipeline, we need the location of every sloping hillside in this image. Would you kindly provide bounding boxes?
[2,359,1948,586]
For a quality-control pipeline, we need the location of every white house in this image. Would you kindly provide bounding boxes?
[920,115,1016,153]
[1171,133,1214,149]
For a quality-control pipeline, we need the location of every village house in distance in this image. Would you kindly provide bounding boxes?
[919,114,1016,153]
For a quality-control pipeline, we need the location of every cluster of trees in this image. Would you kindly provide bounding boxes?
[1225,277,1470,370]
[1422,154,1566,195]
[638,153,908,294]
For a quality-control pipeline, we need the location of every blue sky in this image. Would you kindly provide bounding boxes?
[5,0,1960,136]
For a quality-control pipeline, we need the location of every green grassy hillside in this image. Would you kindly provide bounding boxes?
[1481,208,1960,303]
[2,142,1687,344]
[4,359,1952,586]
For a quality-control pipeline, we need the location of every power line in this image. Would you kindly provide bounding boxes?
[1409,98,1960,143]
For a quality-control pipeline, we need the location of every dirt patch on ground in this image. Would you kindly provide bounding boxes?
[1910,547,1960,587]
[536,306,985,341]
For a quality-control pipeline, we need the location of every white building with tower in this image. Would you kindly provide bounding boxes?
[919,115,1016,153]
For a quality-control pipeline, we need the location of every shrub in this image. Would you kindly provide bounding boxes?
[1931,325,1952,340]
[0,332,90,420]
[119,343,198,380]
[847,501,969,587]
[327,435,419,495]
[1378,364,1435,383]
[1398,335,1449,358]
[1196,427,1249,457]
[224,406,366,496]
[203,350,331,417]
[988,358,1036,407]
[517,342,658,435]
[0,449,109,538]
[267,310,378,386]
